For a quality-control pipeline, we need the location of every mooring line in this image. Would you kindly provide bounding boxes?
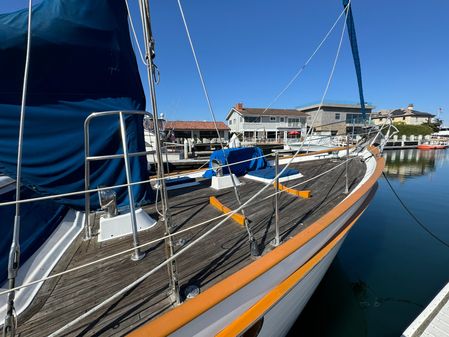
[382,172,449,249]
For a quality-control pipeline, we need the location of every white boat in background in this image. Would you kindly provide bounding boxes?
[433,125,449,137]
[285,133,349,152]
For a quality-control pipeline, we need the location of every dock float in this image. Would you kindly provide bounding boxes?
[403,282,449,337]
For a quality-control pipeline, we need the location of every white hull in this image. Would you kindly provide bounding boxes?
[257,236,345,337]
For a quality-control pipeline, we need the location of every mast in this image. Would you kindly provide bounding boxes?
[343,0,366,120]
[137,0,180,303]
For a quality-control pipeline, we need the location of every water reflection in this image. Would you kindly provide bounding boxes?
[383,149,449,181]
[290,149,449,337]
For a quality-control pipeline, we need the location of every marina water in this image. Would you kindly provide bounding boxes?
[289,148,449,337]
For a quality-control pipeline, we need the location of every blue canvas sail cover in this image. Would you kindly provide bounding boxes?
[203,147,267,178]
[0,0,153,210]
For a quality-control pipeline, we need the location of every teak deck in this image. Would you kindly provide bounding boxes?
[16,158,366,336]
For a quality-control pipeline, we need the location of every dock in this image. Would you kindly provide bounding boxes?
[403,282,449,337]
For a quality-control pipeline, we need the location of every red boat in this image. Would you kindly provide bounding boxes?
[417,144,448,150]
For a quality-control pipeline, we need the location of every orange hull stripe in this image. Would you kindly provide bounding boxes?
[128,147,383,337]
[216,196,372,336]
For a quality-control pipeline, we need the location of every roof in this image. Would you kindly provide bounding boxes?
[372,108,435,119]
[297,102,375,112]
[226,107,308,120]
[165,120,229,130]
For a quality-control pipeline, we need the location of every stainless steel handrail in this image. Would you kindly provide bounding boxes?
[84,110,152,261]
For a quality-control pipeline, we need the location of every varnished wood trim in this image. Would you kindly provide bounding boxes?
[274,182,311,199]
[128,148,384,337]
[209,196,246,226]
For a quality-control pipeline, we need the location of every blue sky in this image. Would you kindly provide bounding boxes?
[3,0,449,123]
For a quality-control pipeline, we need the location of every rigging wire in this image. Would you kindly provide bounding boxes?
[288,0,349,155]
[124,0,148,66]
[176,0,255,242]
[13,11,357,332]
[0,3,358,212]
[0,0,354,318]
[260,5,348,115]
[382,172,449,249]
[3,0,33,335]
[46,10,353,336]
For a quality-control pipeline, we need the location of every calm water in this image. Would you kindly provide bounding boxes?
[290,148,449,337]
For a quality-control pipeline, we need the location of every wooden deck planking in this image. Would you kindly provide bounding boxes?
[16,158,365,336]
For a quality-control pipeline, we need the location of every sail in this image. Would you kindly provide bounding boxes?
[0,0,153,209]
[343,0,366,119]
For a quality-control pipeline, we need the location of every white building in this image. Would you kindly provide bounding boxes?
[226,103,308,142]
[296,102,374,135]
[372,104,435,126]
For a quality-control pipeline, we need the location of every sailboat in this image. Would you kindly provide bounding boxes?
[0,0,393,336]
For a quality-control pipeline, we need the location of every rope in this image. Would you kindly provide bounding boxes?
[382,172,449,249]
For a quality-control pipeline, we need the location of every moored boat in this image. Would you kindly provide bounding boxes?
[417,144,448,150]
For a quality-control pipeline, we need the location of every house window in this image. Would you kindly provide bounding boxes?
[270,117,276,122]
[280,117,285,122]
[335,113,340,120]
[288,118,300,127]
[402,117,406,120]
[229,120,232,125]
[244,116,261,123]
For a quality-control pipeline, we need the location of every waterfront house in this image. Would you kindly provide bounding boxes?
[372,104,435,126]
[165,120,230,142]
[226,103,308,142]
[296,102,374,135]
